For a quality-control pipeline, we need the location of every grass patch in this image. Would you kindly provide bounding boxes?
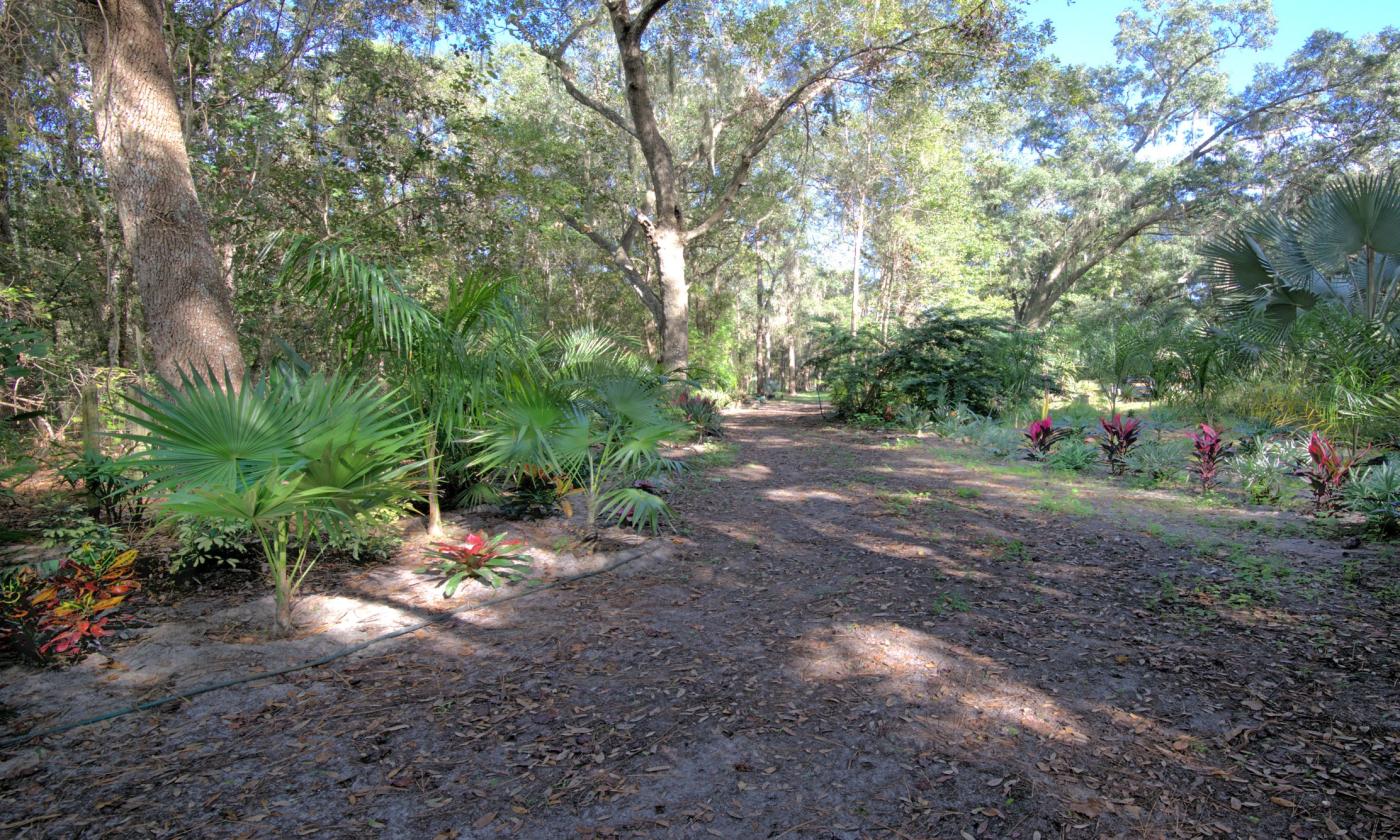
[687,440,737,469]
[1035,488,1093,516]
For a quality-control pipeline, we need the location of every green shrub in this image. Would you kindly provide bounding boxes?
[807,307,1045,420]
[168,518,256,575]
[1124,438,1188,485]
[1232,437,1303,504]
[1342,459,1400,536]
[1046,439,1097,472]
[125,370,422,637]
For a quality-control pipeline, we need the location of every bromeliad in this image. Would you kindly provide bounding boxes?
[423,531,532,595]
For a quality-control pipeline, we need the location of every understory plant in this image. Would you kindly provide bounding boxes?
[1297,432,1371,511]
[675,391,724,440]
[57,451,149,523]
[1022,415,1075,460]
[1098,414,1142,475]
[472,378,683,538]
[1342,459,1400,535]
[1232,437,1301,505]
[423,531,531,595]
[1,544,139,662]
[1124,437,1188,486]
[124,370,421,637]
[1189,423,1232,493]
[1047,438,1098,472]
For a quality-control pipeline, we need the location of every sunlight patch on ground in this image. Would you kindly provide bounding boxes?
[792,621,1089,745]
[763,486,857,504]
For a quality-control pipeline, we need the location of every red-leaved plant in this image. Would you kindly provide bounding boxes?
[1098,414,1142,475]
[1296,432,1371,511]
[423,531,531,596]
[1022,415,1074,460]
[1189,423,1232,493]
[2,547,139,662]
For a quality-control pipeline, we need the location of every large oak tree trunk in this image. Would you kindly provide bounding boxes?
[653,226,688,373]
[79,0,244,383]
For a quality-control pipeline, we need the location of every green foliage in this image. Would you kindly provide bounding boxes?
[167,518,256,575]
[1341,459,1400,536]
[1046,438,1097,472]
[470,375,683,535]
[807,308,1042,420]
[1231,438,1303,505]
[57,452,149,523]
[123,370,422,636]
[674,391,724,440]
[1124,437,1188,486]
[1203,172,1400,345]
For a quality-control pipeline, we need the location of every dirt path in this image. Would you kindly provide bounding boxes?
[2,402,1396,838]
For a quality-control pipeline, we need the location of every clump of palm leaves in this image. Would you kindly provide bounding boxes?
[123,370,421,637]
[470,374,683,540]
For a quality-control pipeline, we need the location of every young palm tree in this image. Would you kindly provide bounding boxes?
[277,236,510,536]
[124,370,421,636]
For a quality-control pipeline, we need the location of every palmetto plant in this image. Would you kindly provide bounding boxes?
[1202,172,1400,345]
[123,370,422,636]
[277,236,509,536]
[470,375,683,538]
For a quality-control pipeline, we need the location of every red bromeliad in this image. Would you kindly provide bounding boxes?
[1098,414,1142,475]
[424,531,532,595]
[1189,423,1231,492]
[1022,415,1074,460]
[1297,432,1371,511]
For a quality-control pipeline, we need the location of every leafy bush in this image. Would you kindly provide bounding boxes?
[807,308,1043,420]
[423,531,531,595]
[894,405,933,434]
[973,424,1023,458]
[675,391,724,440]
[471,377,682,536]
[1046,439,1097,472]
[57,452,149,523]
[1022,415,1075,460]
[2,545,139,662]
[1342,459,1400,535]
[1231,437,1301,505]
[1190,424,1232,493]
[167,518,256,575]
[1124,437,1188,486]
[1098,414,1142,475]
[1296,432,1371,511]
[124,370,422,637]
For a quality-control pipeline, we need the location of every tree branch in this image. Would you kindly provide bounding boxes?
[559,213,662,319]
[685,31,926,244]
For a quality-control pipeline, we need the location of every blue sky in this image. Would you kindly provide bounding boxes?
[1024,0,1394,88]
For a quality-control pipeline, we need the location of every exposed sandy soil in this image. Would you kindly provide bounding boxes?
[1,401,1396,838]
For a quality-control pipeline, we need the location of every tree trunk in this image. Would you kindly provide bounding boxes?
[78,0,245,384]
[654,227,688,372]
[850,192,866,336]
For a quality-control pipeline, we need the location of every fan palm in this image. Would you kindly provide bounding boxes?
[470,372,683,539]
[123,370,422,636]
[1202,172,1400,345]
